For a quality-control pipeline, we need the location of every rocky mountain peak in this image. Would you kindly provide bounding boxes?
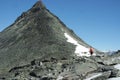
[31,1,46,12]
[0,1,99,77]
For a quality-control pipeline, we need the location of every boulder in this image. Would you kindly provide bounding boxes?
[92,71,111,80]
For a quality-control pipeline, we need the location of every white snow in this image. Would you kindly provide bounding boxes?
[107,77,120,80]
[85,73,102,80]
[114,64,120,70]
[64,33,96,57]
[118,57,120,60]
[64,33,78,45]
[57,75,63,80]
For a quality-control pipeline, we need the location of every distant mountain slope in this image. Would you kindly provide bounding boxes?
[0,1,96,73]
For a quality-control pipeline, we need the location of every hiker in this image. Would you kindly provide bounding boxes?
[89,47,94,55]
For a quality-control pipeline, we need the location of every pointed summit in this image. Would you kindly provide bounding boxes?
[31,0,46,12]
[13,1,46,23]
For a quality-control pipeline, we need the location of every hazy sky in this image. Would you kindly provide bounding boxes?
[0,0,120,51]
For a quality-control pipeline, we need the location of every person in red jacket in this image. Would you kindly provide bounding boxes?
[89,47,94,56]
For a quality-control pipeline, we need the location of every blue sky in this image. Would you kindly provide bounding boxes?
[0,0,120,51]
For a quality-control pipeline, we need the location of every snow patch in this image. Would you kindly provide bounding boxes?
[85,73,102,80]
[114,64,120,70]
[57,75,63,80]
[64,33,96,57]
[118,57,120,60]
[64,33,78,45]
[107,77,120,80]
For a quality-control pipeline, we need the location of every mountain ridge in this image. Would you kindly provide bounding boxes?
[0,1,99,74]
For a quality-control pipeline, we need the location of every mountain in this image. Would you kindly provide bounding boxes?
[0,1,95,73]
[1,1,120,80]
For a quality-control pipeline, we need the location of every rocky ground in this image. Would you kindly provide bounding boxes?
[0,51,120,80]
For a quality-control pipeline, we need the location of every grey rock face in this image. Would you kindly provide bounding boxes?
[0,1,92,73]
[92,71,111,80]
